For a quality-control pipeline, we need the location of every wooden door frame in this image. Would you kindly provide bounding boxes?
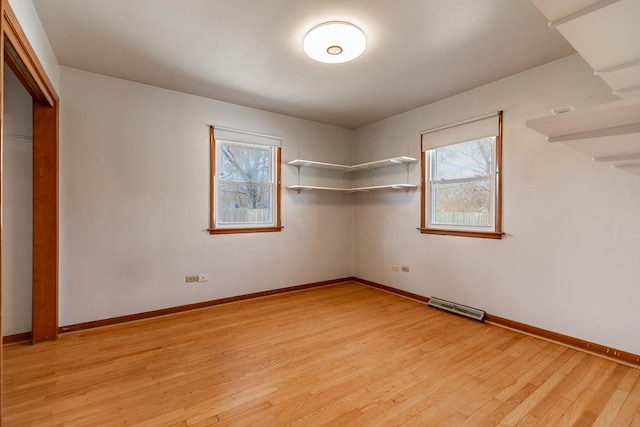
[1,0,59,416]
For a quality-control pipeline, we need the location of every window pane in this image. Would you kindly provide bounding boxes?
[219,143,271,183]
[432,179,490,226]
[434,137,494,180]
[219,183,272,224]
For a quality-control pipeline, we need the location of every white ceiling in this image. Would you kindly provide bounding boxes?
[32,0,575,129]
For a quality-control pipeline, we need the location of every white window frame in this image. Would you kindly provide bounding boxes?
[209,126,282,235]
[420,111,503,239]
[425,137,497,232]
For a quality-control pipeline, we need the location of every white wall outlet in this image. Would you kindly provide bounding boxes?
[197,273,210,282]
[185,275,198,283]
[401,266,410,273]
[391,265,399,272]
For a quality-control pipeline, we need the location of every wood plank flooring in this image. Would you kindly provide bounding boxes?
[3,282,640,426]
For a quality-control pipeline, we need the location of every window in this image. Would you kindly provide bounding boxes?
[420,111,503,239]
[209,126,283,234]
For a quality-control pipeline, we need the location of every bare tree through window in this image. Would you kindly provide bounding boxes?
[420,111,502,238]
[430,138,494,226]
[218,142,273,224]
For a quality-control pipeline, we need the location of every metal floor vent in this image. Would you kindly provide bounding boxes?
[427,297,485,321]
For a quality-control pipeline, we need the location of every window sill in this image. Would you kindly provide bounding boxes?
[417,228,503,240]
[209,226,284,235]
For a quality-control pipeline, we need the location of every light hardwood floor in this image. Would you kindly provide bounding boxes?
[3,282,640,426]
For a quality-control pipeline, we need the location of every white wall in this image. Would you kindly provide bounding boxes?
[7,0,59,91]
[2,64,34,335]
[353,54,640,355]
[8,5,639,357]
[59,66,354,326]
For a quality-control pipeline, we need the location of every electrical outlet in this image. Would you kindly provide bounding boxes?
[185,275,198,283]
[401,266,410,273]
[391,265,399,272]
[197,273,210,282]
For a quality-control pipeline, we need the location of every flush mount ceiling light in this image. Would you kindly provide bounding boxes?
[303,21,366,64]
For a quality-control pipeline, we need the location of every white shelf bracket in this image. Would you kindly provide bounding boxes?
[295,158,302,193]
[405,163,411,187]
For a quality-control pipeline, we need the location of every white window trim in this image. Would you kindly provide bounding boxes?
[209,126,283,235]
[214,140,277,229]
[419,111,503,239]
[425,138,497,232]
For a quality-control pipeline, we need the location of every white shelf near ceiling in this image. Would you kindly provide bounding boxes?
[526,98,640,141]
[528,0,640,176]
[531,0,640,97]
[526,98,640,176]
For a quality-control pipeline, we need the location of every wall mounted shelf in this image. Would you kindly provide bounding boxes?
[287,160,353,171]
[527,0,640,177]
[287,156,418,193]
[287,183,418,193]
[526,98,640,177]
[526,98,640,142]
[352,184,418,192]
[287,156,417,172]
[530,0,640,97]
[287,185,351,192]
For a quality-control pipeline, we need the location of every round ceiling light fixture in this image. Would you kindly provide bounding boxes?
[303,21,366,64]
